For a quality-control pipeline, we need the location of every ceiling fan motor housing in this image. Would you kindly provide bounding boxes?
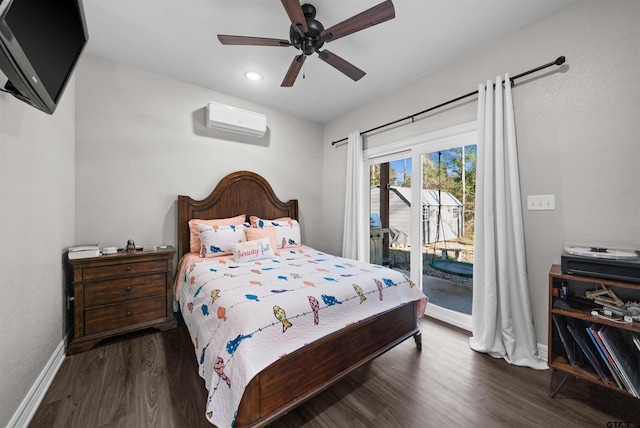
[290,3,325,55]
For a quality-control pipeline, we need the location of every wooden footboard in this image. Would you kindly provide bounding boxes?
[235,301,418,427]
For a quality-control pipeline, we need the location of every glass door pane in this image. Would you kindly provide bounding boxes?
[420,145,476,316]
[369,157,413,279]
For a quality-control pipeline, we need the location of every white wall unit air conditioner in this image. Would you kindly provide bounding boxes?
[206,101,267,137]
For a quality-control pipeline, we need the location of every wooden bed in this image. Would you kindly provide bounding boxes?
[177,170,421,427]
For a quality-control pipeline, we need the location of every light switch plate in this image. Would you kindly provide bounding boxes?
[527,194,555,210]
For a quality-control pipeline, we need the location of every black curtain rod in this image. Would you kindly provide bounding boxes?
[331,55,566,146]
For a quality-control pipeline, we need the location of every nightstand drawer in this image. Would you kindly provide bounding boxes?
[83,260,167,280]
[84,297,166,335]
[84,273,166,307]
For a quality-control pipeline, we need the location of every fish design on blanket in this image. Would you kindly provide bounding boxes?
[209,268,217,272]
[404,274,415,288]
[210,289,221,304]
[321,294,342,306]
[187,302,194,313]
[374,278,383,300]
[281,237,287,248]
[303,281,315,287]
[277,275,288,281]
[323,277,338,283]
[202,304,210,316]
[273,305,293,332]
[200,343,209,364]
[250,269,262,275]
[217,306,227,321]
[245,294,260,302]
[308,296,320,325]
[290,273,301,279]
[353,284,366,303]
[249,280,262,286]
[188,264,196,274]
[214,356,232,388]
[226,333,253,355]
[224,273,238,278]
[382,278,397,287]
[195,284,205,298]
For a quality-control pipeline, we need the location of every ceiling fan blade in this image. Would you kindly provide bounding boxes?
[281,54,306,87]
[217,35,290,47]
[318,50,366,81]
[321,0,395,43]
[281,0,308,34]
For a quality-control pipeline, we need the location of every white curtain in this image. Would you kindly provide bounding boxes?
[469,74,547,370]
[342,130,367,261]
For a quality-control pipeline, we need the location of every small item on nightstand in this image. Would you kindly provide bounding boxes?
[126,239,136,254]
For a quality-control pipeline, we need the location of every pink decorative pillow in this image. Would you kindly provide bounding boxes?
[245,227,278,255]
[249,216,291,228]
[231,237,275,263]
[188,214,246,252]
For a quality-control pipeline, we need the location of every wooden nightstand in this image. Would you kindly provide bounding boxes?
[67,246,177,355]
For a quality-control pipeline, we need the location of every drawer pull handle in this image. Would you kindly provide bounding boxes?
[125,266,132,271]
[125,286,132,292]
[126,311,132,317]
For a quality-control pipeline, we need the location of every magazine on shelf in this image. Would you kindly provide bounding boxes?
[586,324,624,389]
[552,314,581,367]
[599,326,640,398]
[566,318,609,384]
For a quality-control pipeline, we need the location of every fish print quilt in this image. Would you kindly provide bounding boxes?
[176,246,427,428]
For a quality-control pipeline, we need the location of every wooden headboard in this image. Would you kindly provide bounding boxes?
[177,171,299,259]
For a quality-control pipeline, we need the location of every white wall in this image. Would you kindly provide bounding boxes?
[0,79,76,426]
[321,1,640,345]
[74,55,324,251]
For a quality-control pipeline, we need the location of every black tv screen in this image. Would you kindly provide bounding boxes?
[0,0,88,114]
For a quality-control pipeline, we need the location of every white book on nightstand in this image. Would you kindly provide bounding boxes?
[68,244,100,259]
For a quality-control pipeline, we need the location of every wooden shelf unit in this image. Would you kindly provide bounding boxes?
[548,264,640,398]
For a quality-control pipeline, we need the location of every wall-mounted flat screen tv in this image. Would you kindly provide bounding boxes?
[0,0,88,114]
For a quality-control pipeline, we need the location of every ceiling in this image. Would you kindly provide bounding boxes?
[82,0,575,123]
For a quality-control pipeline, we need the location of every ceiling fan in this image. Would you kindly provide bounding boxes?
[217,0,395,87]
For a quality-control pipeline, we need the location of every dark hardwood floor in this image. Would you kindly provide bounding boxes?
[29,317,640,428]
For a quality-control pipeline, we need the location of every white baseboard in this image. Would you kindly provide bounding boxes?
[6,332,69,428]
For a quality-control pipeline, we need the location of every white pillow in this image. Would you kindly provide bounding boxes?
[197,223,248,257]
[254,218,302,249]
[231,237,276,263]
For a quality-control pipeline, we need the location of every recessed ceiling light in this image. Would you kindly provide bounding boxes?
[245,71,263,81]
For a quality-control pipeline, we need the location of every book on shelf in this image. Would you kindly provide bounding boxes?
[631,331,640,353]
[68,244,100,260]
[566,317,609,384]
[586,324,624,389]
[599,325,640,398]
[552,314,581,367]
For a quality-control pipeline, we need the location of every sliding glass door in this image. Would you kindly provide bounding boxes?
[365,123,477,330]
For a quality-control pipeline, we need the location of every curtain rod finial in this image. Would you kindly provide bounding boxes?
[555,56,566,66]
